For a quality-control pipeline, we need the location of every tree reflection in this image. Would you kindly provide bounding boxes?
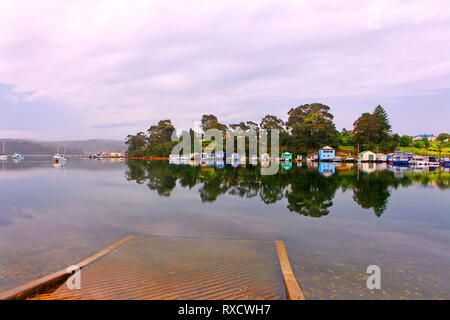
[125,160,450,218]
[286,168,340,217]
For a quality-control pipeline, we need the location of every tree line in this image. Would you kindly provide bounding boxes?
[125,103,447,157]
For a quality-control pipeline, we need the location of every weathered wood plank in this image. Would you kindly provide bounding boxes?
[275,240,306,300]
[0,235,134,300]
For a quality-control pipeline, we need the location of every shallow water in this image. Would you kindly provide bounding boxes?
[0,158,449,299]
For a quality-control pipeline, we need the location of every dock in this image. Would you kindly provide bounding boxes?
[0,235,305,300]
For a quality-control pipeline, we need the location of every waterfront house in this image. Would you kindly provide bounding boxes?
[216,151,225,159]
[358,151,376,162]
[281,152,292,161]
[318,146,335,161]
[376,153,387,162]
[260,153,270,161]
[413,134,437,142]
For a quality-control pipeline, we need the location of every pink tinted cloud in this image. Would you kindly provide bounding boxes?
[0,0,449,139]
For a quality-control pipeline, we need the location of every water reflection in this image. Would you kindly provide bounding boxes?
[126,160,450,218]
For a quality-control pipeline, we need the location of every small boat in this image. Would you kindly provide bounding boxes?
[0,141,7,160]
[296,155,303,162]
[409,155,427,166]
[260,153,270,161]
[53,153,67,163]
[346,156,355,162]
[440,157,450,167]
[12,152,24,160]
[390,154,409,166]
[53,145,67,164]
[250,155,258,162]
[427,156,440,167]
[333,156,342,162]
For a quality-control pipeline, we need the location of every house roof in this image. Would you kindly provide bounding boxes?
[359,151,375,155]
[320,146,333,150]
[414,134,436,138]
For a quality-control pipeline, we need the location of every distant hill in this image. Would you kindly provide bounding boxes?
[39,139,127,154]
[0,139,83,155]
[0,139,126,155]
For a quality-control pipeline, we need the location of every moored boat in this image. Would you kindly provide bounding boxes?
[390,154,409,166]
[53,153,67,163]
[12,152,24,160]
[427,156,440,167]
[0,141,7,160]
[440,157,450,167]
[409,155,427,166]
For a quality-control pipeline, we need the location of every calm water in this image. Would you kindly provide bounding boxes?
[0,158,449,299]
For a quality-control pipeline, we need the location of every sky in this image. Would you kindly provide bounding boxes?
[0,0,449,141]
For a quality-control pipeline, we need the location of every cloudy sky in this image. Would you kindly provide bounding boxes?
[0,0,449,140]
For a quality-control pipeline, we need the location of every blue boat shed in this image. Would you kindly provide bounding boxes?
[318,146,335,161]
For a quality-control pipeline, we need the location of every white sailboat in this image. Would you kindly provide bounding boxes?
[53,145,67,163]
[12,152,24,160]
[0,141,7,160]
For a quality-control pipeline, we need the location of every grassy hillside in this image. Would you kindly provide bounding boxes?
[397,146,450,157]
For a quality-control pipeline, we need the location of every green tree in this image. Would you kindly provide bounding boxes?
[245,121,259,132]
[287,104,338,152]
[353,113,380,148]
[373,105,392,135]
[260,114,286,131]
[437,133,450,142]
[229,122,250,131]
[422,137,430,154]
[286,103,333,129]
[147,120,176,145]
[200,114,228,134]
[413,140,424,149]
[125,132,147,155]
[339,128,354,145]
[399,135,412,147]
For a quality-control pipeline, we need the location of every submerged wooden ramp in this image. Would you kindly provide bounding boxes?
[1,235,305,300]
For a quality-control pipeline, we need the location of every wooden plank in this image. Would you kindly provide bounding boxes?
[0,235,134,300]
[275,240,306,300]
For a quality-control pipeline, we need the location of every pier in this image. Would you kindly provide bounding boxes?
[0,235,305,300]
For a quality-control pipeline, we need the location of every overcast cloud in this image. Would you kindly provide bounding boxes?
[0,0,449,140]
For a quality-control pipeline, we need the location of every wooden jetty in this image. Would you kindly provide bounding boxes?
[0,235,305,300]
